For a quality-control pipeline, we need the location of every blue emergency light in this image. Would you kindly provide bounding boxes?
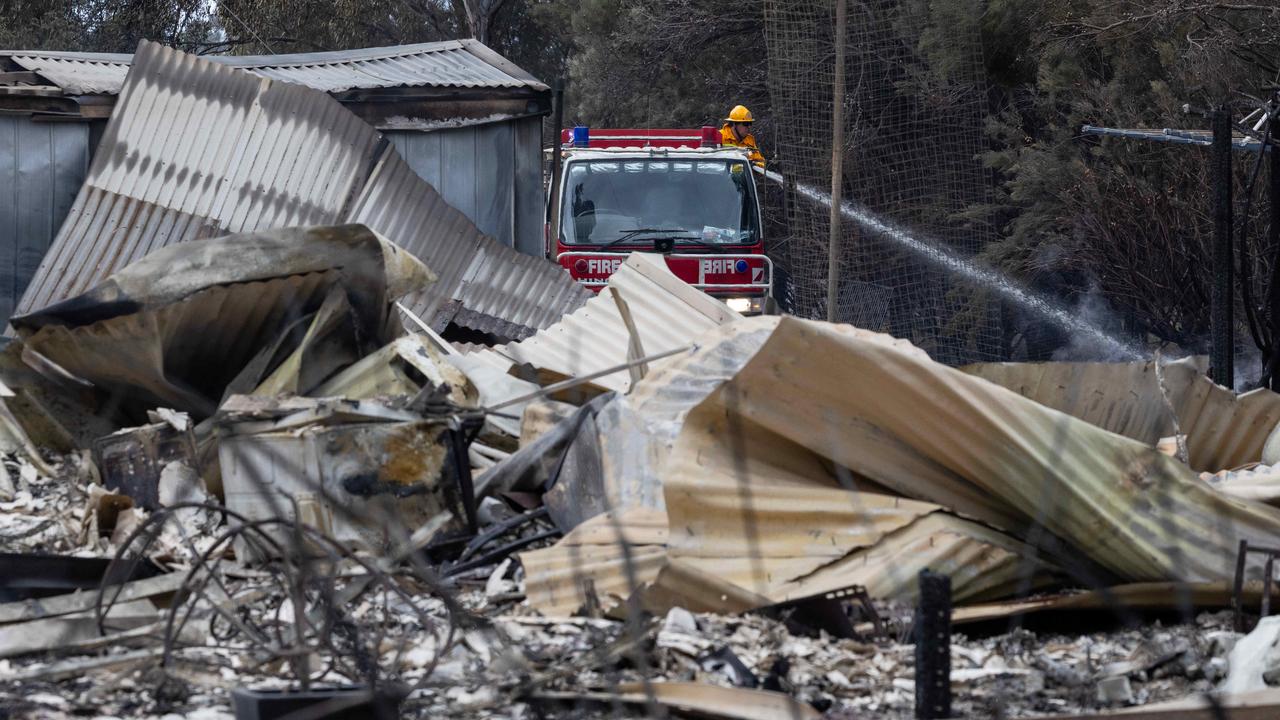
[572,126,590,148]
[735,259,749,273]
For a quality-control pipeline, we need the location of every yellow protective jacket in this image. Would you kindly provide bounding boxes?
[720,123,765,167]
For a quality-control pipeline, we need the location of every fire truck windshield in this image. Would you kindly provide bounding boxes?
[559,159,760,246]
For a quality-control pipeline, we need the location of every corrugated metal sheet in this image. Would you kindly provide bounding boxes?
[454,238,594,339]
[492,253,740,391]
[14,41,380,316]
[963,359,1280,472]
[13,42,585,338]
[6,39,545,96]
[0,117,89,321]
[347,146,588,334]
[666,316,1280,583]
[520,507,670,616]
[346,146,485,328]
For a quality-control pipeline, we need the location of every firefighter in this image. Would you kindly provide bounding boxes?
[720,105,765,168]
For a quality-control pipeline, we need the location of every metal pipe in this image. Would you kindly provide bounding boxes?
[826,0,847,323]
[548,79,566,260]
[1212,106,1235,388]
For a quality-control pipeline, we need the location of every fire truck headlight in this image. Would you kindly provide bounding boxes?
[725,296,759,314]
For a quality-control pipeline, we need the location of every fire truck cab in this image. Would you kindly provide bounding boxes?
[547,126,773,314]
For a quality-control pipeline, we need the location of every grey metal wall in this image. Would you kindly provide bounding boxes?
[387,115,544,258]
[0,117,90,321]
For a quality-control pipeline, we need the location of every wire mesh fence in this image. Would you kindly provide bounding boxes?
[763,0,1004,364]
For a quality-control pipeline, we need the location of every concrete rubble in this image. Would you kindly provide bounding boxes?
[9,42,1280,720]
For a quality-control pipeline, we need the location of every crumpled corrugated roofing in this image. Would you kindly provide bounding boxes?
[2,39,546,95]
[962,358,1280,472]
[349,149,589,338]
[490,253,740,391]
[13,41,585,338]
[524,314,1280,618]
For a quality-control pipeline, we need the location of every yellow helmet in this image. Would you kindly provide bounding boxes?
[726,105,754,123]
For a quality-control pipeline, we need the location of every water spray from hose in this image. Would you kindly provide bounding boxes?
[760,169,1145,361]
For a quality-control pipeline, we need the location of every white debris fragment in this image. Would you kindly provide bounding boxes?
[662,606,698,636]
[1097,675,1135,705]
[0,462,14,501]
[109,506,145,546]
[1222,616,1280,695]
[148,408,193,432]
[486,558,515,597]
[157,460,213,530]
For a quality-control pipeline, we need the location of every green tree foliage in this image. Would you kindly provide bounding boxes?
[561,0,770,136]
[980,0,1280,361]
[0,0,215,51]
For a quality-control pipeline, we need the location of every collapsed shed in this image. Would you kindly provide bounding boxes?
[0,41,586,341]
[0,40,552,321]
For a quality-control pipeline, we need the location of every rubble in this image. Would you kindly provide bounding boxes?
[10,42,1280,720]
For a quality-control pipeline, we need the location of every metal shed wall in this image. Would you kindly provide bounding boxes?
[386,115,544,257]
[0,117,90,321]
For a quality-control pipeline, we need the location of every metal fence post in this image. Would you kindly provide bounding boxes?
[826,0,847,322]
[1211,106,1235,388]
[548,79,566,260]
[1268,116,1280,390]
[915,570,952,719]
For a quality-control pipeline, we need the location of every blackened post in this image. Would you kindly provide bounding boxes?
[915,570,952,719]
[826,0,847,322]
[548,79,566,259]
[1211,107,1235,388]
[1234,538,1250,632]
[449,426,480,535]
[1269,116,1280,390]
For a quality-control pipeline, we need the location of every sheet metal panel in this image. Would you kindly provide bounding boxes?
[440,127,479,224]
[0,117,90,321]
[962,359,1280,472]
[346,148,486,328]
[493,253,739,391]
[474,122,513,247]
[389,119,540,252]
[7,40,545,96]
[0,120,12,321]
[512,116,545,258]
[350,147,588,336]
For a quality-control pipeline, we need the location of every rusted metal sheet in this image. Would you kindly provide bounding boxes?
[217,397,451,562]
[520,508,670,616]
[92,420,198,510]
[526,315,1280,618]
[5,40,546,96]
[13,42,584,339]
[12,225,430,418]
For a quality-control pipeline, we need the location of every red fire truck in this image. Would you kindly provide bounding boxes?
[547,126,773,314]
